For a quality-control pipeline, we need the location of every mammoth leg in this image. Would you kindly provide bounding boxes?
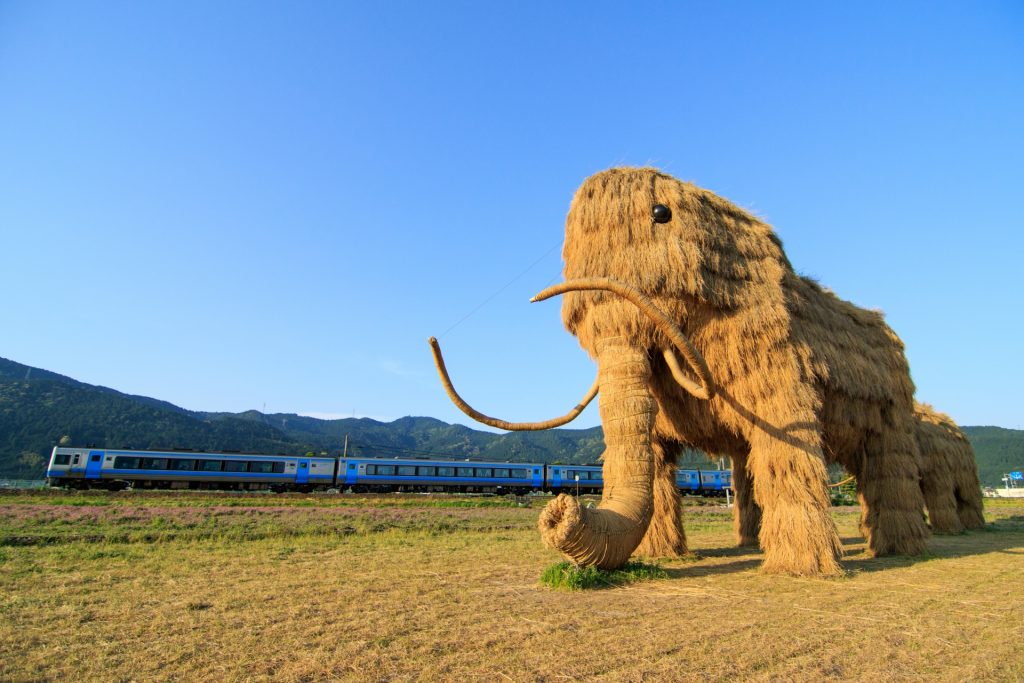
[636,437,689,558]
[538,336,655,569]
[748,426,843,576]
[857,416,930,556]
[731,453,761,547]
[920,463,964,534]
[954,475,986,530]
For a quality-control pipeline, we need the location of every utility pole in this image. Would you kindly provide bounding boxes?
[343,435,349,458]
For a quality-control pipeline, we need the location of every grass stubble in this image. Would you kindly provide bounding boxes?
[0,491,1021,682]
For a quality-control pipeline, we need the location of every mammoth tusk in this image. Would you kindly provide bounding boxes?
[532,277,715,400]
[662,348,711,400]
[428,337,599,431]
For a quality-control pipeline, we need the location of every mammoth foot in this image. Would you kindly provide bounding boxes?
[759,502,844,577]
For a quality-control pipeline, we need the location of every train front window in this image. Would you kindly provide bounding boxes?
[53,454,71,465]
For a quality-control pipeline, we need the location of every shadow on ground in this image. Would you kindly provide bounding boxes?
[659,517,1024,579]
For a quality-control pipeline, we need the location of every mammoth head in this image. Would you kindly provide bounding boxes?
[561,167,788,352]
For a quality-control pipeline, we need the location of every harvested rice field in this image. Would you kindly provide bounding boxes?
[1,490,1021,682]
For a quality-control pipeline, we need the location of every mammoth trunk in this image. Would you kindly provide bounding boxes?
[537,337,655,569]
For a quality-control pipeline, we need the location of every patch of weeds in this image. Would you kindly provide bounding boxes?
[185,601,212,611]
[540,560,667,591]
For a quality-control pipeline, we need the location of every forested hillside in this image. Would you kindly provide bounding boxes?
[2,356,1020,485]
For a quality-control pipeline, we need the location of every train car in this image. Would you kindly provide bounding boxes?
[699,469,732,496]
[339,457,544,494]
[676,469,702,494]
[546,464,603,493]
[45,447,337,491]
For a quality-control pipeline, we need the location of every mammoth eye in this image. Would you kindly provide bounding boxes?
[652,204,672,223]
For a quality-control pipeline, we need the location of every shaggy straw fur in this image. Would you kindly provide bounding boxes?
[914,402,986,531]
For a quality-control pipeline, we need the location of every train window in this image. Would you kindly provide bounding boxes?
[348,464,356,470]
[139,458,168,470]
[397,466,416,476]
[73,455,80,464]
[456,467,474,477]
[249,461,274,474]
[417,466,437,477]
[272,462,286,474]
[199,460,223,472]
[53,454,71,465]
[437,467,455,477]
[475,468,493,478]
[511,469,528,478]
[376,465,396,476]
[169,459,195,471]
[494,468,510,478]
[114,457,140,469]
[223,461,248,472]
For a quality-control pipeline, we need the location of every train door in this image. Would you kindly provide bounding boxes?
[296,459,310,484]
[85,451,104,480]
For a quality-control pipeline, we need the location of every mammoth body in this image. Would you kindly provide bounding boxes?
[433,167,934,576]
[728,402,985,551]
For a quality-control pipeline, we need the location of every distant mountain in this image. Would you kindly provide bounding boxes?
[962,426,1024,489]
[1,356,1020,486]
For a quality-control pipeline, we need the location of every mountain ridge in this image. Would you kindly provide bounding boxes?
[1,356,1020,486]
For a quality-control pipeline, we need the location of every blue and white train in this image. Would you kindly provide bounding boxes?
[45,446,733,495]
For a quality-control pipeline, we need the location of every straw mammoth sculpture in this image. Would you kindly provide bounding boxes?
[430,167,932,576]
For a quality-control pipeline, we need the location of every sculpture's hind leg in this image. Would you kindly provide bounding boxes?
[731,453,762,547]
[748,424,842,576]
[954,464,986,530]
[636,438,688,558]
[920,464,964,534]
[857,415,930,556]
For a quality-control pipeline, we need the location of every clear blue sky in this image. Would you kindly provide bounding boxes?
[2,2,1022,431]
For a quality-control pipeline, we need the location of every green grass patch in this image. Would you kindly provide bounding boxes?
[539,560,667,591]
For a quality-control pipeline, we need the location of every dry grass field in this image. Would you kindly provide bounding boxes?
[0,490,1021,682]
